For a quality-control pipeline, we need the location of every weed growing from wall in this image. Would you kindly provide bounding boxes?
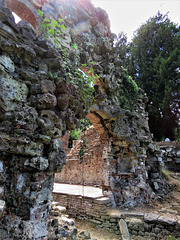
[166,235,180,240]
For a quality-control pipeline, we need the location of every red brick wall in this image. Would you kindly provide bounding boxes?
[7,0,38,28]
[55,126,105,186]
[61,131,71,155]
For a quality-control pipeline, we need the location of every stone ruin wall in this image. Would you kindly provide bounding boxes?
[0,0,169,238]
[157,141,180,172]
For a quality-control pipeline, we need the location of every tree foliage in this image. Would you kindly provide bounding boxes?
[128,12,180,140]
[114,31,130,69]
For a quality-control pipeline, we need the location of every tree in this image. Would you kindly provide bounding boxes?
[114,31,130,69]
[128,12,180,140]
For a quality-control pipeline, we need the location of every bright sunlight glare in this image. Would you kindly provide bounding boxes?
[91,0,180,41]
[12,0,180,42]
[12,12,21,23]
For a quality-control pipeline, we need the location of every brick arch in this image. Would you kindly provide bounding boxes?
[86,112,111,186]
[86,112,108,145]
[55,112,111,187]
[6,0,39,28]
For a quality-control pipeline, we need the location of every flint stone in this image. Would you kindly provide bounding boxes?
[0,162,3,172]
[20,70,39,83]
[16,140,44,156]
[167,158,172,162]
[54,206,66,213]
[15,107,38,133]
[119,219,130,240]
[38,63,48,73]
[144,213,159,223]
[16,173,27,192]
[151,173,159,179]
[23,220,48,239]
[78,230,91,239]
[0,55,14,72]
[0,135,44,156]
[0,186,4,197]
[0,0,6,7]
[38,110,63,137]
[57,94,69,111]
[48,139,66,173]
[17,20,36,40]
[0,22,17,40]
[0,200,5,216]
[30,80,56,95]
[0,73,28,111]
[24,157,49,171]
[30,93,57,109]
[153,182,160,190]
[51,218,59,227]
[158,215,177,225]
[61,216,74,226]
[174,157,180,164]
[177,150,180,157]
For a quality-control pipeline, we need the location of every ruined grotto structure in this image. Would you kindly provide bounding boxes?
[0,0,168,238]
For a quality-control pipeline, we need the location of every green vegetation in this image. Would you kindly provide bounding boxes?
[68,129,81,148]
[114,31,130,69]
[129,12,180,141]
[161,169,170,180]
[68,118,91,151]
[38,9,97,105]
[166,235,180,240]
[116,12,180,141]
[112,67,139,111]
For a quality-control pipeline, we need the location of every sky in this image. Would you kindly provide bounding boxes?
[13,0,180,42]
[91,0,180,41]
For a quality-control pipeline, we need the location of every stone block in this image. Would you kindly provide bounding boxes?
[0,72,28,111]
[30,93,57,110]
[61,216,74,226]
[144,213,159,223]
[0,55,14,72]
[0,200,5,216]
[24,157,49,171]
[110,218,117,223]
[153,182,160,190]
[0,162,3,173]
[78,230,91,239]
[0,22,17,41]
[174,157,180,164]
[119,219,130,240]
[158,215,177,225]
[151,173,159,179]
[0,186,4,197]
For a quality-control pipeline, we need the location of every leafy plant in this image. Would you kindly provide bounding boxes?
[68,129,81,148]
[117,67,139,110]
[166,235,180,240]
[38,9,65,47]
[38,9,98,105]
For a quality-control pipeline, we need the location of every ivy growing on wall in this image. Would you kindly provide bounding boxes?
[120,67,139,110]
[38,9,98,106]
[105,66,139,111]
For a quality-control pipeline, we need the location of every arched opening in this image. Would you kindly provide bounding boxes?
[6,0,39,29]
[55,113,110,189]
